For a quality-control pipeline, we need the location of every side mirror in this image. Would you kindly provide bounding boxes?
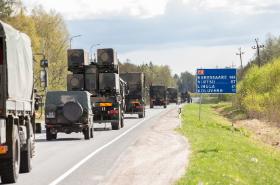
[40,69,48,89]
[40,59,48,68]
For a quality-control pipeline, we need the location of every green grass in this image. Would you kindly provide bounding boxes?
[176,104,280,185]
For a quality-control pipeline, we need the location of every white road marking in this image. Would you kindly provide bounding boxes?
[48,115,155,185]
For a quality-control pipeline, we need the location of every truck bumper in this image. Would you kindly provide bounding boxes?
[45,124,88,134]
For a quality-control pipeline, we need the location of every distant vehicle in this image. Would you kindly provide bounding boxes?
[181,92,187,103]
[150,85,167,108]
[0,21,43,183]
[45,91,94,140]
[120,72,146,118]
[181,91,191,103]
[167,87,178,104]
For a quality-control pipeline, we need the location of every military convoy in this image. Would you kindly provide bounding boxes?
[0,20,192,184]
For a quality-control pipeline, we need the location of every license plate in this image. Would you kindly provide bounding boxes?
[46,112,55,118]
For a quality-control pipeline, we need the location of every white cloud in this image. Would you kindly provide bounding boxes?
[119,45,255,74]
[22,0,169,20]
[23,0,280,20]
[183,0,280,14]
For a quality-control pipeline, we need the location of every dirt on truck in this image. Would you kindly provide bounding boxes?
[0,21,41,183]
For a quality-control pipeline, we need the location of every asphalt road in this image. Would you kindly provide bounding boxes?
[5,105,178,185]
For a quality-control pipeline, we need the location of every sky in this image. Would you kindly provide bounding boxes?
[22,0,280,74]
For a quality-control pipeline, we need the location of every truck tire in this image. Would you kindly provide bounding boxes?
[63,102,83,123]
[35,123,42,134]
[164,104,167,109]
[111,121,120,130]
[90,128,94,138]
[150,104,154,109]
[120,116,124,128]
[83,128,90,140]
[20,139,31,173]
[46,128,57,141]
[1,125,20,184]
[138,113,144,118]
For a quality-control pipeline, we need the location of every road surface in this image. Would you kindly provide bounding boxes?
[2,105,187,185]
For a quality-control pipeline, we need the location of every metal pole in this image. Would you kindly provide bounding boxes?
[69,35,82,49]
[89,43,101,62]
[252,38,264,68]
[236,48,244,69]
[199,93,202,121]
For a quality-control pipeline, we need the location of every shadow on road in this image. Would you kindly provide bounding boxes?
[36,138,82,142]
[94,127,111,132]
[124,116,139,119]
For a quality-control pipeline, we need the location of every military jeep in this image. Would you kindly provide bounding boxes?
[45,91,94,140]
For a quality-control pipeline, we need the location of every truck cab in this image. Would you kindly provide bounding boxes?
[120,72,146,118]
[167,88,178,104]
[150,85,167,109]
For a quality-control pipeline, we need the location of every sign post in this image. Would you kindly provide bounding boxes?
[196,68,237,120]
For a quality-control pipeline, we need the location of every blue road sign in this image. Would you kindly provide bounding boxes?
[196,68,237,94]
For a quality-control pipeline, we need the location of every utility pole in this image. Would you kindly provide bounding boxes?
[252,38,264,67]
[236,48,245,69]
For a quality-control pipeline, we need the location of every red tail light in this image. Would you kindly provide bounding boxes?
[108,109,119,115]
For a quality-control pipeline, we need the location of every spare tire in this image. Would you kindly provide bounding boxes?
[63,102,83,123]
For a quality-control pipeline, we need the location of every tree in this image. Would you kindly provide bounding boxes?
[0,0,13,19]
[31,7,69,90]
[177,71,196,93]
[6,6,69,91]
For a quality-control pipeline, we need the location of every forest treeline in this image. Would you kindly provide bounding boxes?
[1,0,69,91]
[0,0,196,93]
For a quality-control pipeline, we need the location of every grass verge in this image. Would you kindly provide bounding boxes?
[176,103,280,185]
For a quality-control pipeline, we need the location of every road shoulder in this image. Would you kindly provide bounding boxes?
[101,108,189,185]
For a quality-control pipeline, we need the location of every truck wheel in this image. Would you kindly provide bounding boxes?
[150,105,154,109]
[46,128,57,141]
[138,113,144,118]
[111,121,120,130]
[121,116,124,128]
[1,125,20,184]
[20,139,31,173]
[164,105,167,109]
[83,128,90,140]
[90,128,94,138]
